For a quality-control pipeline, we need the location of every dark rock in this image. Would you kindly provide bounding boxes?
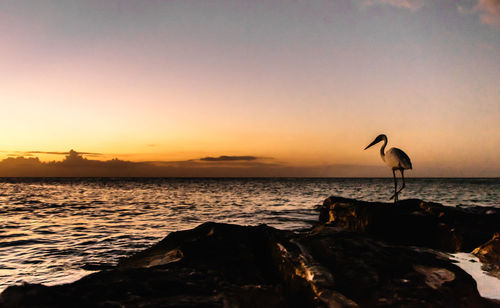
[319,196,500,252]
[1,221,494,307]
[473,233,500,265]
[293,226,486,307]
[473,232,500,279]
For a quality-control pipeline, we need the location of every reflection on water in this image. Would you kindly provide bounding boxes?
[451,253,500,300]
[0,178,498,292]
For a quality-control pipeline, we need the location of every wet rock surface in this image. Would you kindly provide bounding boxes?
[473,233,500,265]
[294,226,486,307]
[2,197,499,307]
[473,233,500,279]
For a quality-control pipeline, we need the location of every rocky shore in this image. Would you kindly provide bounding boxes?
[1,197,499,307]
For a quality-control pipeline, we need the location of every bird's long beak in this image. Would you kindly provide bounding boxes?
[364,139,379,150]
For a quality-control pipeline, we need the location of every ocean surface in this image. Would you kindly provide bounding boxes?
[0,178,499,296]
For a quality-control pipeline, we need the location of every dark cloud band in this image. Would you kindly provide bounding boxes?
[200,156,258,162]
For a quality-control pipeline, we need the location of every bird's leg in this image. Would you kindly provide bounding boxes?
[390,169,398,202]
[399,169,406,193]
[393,169,407,198]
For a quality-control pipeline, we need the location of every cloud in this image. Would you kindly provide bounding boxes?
[0,151,148,177]
[199,155,259,162]
[475,0,500,28]
[1,150,103,156]
[1,151,497,177]
[7,153,34,157]
[26,150,103,156]
[0,153,390,177]
[359,0,500,29]
[0,151,280,177]
[458,0,500,29]
[357,0,426,11]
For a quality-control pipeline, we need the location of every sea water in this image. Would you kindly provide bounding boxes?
[0,178,498,296]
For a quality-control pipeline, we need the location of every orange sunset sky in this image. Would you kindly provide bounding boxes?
[1,0,499,177]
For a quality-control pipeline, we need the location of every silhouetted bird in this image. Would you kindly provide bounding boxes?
[364,134,412,202]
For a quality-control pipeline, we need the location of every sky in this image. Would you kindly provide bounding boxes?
[0,0,499,177]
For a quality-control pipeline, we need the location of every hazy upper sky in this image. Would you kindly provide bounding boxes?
[1,0,499,176]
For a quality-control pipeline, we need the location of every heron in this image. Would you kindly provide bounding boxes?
[364,134,412,202]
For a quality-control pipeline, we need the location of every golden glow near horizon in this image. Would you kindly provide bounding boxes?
[1,1,499,176]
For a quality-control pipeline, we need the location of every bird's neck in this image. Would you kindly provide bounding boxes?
[380,137,387,161]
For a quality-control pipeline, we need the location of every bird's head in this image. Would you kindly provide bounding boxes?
[364,134,387,150]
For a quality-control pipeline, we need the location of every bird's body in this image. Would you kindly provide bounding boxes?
[384,147,412,170]
[365,134,412,202]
